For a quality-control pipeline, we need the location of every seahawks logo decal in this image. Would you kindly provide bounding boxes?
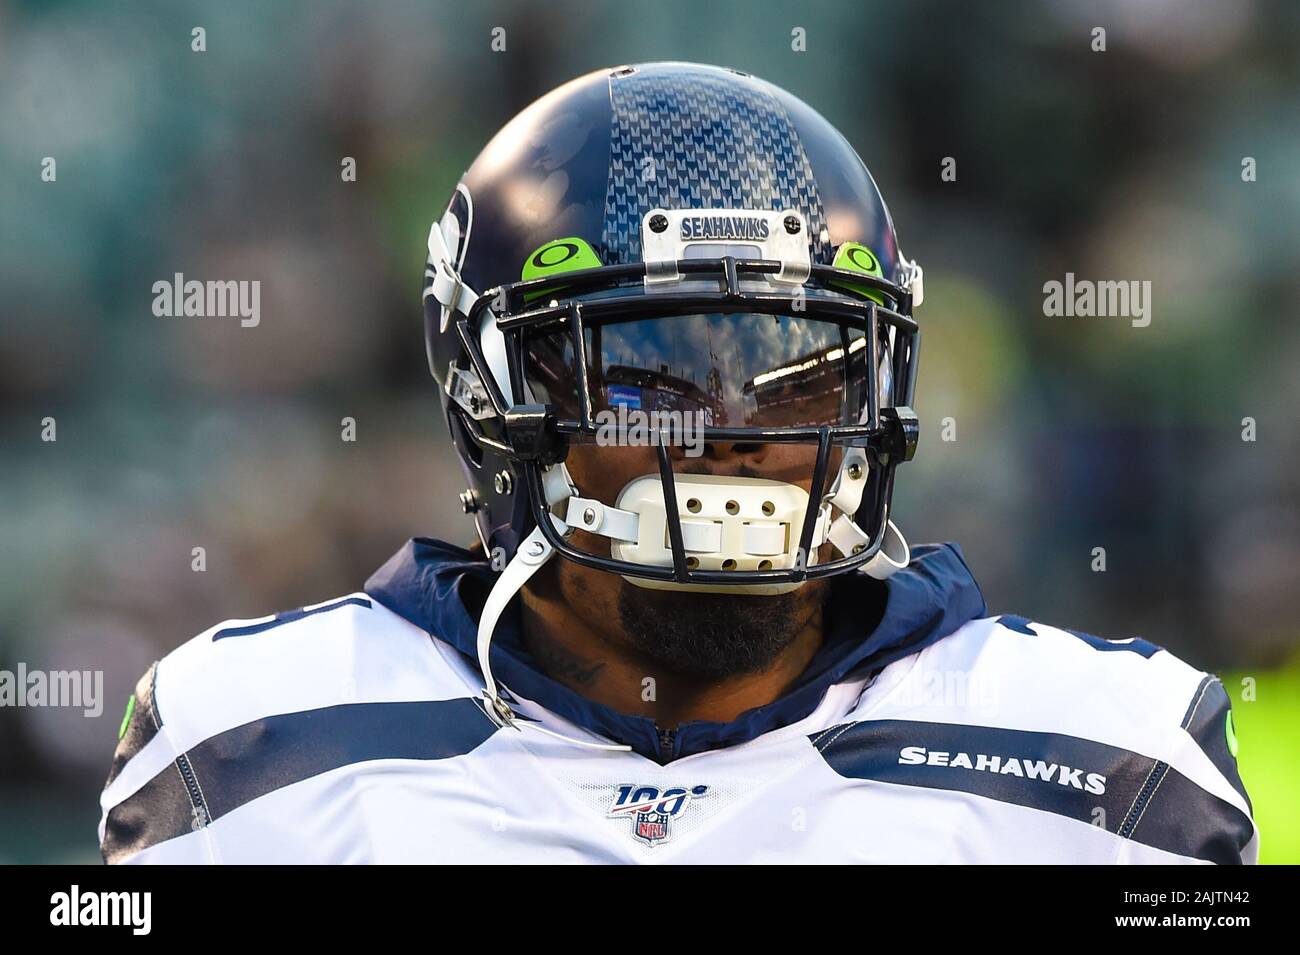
[443,183,473,271]
[436,183,473,333]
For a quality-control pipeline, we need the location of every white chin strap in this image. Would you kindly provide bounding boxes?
[474,456,909,747]
[475,519,633,750]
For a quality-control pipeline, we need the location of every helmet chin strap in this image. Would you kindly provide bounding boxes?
[475,520,633,751]
[475,462,632,749]
[475,459,909,746]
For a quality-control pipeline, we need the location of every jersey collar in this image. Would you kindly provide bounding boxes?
[366,538,986,762]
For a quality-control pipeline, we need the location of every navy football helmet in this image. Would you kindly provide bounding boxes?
[422,63,923,726]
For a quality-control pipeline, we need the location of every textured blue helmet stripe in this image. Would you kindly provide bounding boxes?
[601,66,832,265]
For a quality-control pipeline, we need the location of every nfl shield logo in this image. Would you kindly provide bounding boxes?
[634,810,670,845]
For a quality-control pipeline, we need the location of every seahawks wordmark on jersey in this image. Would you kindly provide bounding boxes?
[99,541,1256,864]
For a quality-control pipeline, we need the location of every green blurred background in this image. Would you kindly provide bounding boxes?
[1,0,1296,863]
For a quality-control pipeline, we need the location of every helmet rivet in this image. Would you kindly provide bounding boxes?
[459,489,480,514]
[852,543,865,554]
[494,470,513,495]
[582,507,596,525]
[649,214,669,234]
[527,540,545,557]
[847,462,864,480]
[784,215,801,235]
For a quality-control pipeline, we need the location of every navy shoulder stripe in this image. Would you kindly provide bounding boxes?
[102,697,497,863]
[995,615,1161,658]
[212,596,372,640]
[812,718,1252,864]
[1180,675,1251,813]
[1123,761,1252,865]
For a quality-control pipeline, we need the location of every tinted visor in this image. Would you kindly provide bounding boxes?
[524,313,884,429]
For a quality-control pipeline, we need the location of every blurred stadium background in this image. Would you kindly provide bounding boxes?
[1,0,1297,863]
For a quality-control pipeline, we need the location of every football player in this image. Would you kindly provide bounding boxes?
[100,63,1255,863]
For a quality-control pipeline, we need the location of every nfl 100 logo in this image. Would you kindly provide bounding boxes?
[607,784,709,846]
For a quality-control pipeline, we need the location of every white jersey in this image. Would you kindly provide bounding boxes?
[99,541,1256,864]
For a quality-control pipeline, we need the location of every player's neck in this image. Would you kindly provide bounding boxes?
[518,586,825,728]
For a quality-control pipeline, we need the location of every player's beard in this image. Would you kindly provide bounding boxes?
[617,581,815,680]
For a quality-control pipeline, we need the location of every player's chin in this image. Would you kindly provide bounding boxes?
[616,579,819,680]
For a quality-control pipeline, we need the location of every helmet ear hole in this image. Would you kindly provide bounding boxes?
[446,407,485,469]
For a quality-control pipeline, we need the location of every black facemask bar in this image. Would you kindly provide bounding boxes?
[451,255,920,586]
